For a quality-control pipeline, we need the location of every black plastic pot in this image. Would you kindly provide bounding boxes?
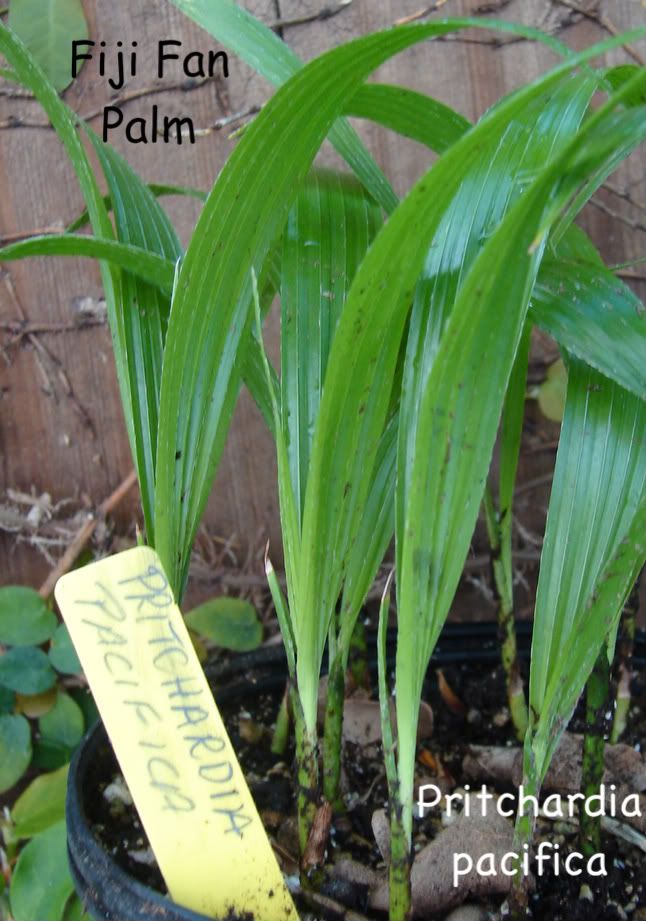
[67,622,646,921]
[67,642,296,921]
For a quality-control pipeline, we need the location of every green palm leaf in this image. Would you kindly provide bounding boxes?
[529,360,646,780]
[0,235,174,291]
[155,17,595,596]
[167,0,397,213]
[393,82,646,841]
[280,169,383,522]
[166,1,574,211]
[87,134,183,539]
[346,83,470,154]
[341,78,645,399]
[66,183,206,232]
[532,256,646,399]
[396,71,598,567]
[295,44,640,734]
[339,414,397,646]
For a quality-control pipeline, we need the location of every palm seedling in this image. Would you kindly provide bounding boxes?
[377,58,646,921]
[155,2,562,849]
[159,10,646,910]
[513,325,646,908]
[260,167,390,816]
[241,165,392,839]
[161,0,583,836]
[2,9,518,853]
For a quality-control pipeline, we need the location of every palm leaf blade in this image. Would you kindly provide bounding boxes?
[529,360,646,773]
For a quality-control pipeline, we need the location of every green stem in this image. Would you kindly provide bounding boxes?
[323,616,372,807]
[510,738,541,920]
[348,616,370,690]
[388,803,412,921]
[377,577,412,921]
[499,595,529,739]
[611,572,641,743]
[580,647,611,857]
[484,487,528,740]
[322,654,345,808]
[271,682,291,756]
[292,688,319,856]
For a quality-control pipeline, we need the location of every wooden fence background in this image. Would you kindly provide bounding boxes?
[1,0,644,610]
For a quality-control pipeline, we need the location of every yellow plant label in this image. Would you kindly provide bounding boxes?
[55,546,298,921]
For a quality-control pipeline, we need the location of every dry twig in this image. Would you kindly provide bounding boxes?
[394,0,451,26]
[0,319,105,338]
[617,270,646,283]
[1,269,99,432]
[192,104,261,138]
[38,469,137,598]
[0,223,64,245]
[589,196,646,235]
[0,75,219,130]
[552,0,646,66]
[270,0,353,30]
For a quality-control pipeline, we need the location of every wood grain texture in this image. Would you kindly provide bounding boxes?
[1,0,644,599]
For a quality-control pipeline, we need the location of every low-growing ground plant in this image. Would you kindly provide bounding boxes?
[0,586,91,787]
[0,584,93,919]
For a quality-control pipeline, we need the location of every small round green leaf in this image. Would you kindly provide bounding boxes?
[31,738,71,772]
[0,685,15,715]
[0,586,57,646]
[0,714,32,793]
[8,0,89,93]
[9,821,74,921]
[48,623,81,674]
[12,764,69,838]
[39,692,84,748]
[15,686,58,718]
[0,647,57,694]
[185,597,263,652]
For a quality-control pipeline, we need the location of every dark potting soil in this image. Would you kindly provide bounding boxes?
[85,659,646,920]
